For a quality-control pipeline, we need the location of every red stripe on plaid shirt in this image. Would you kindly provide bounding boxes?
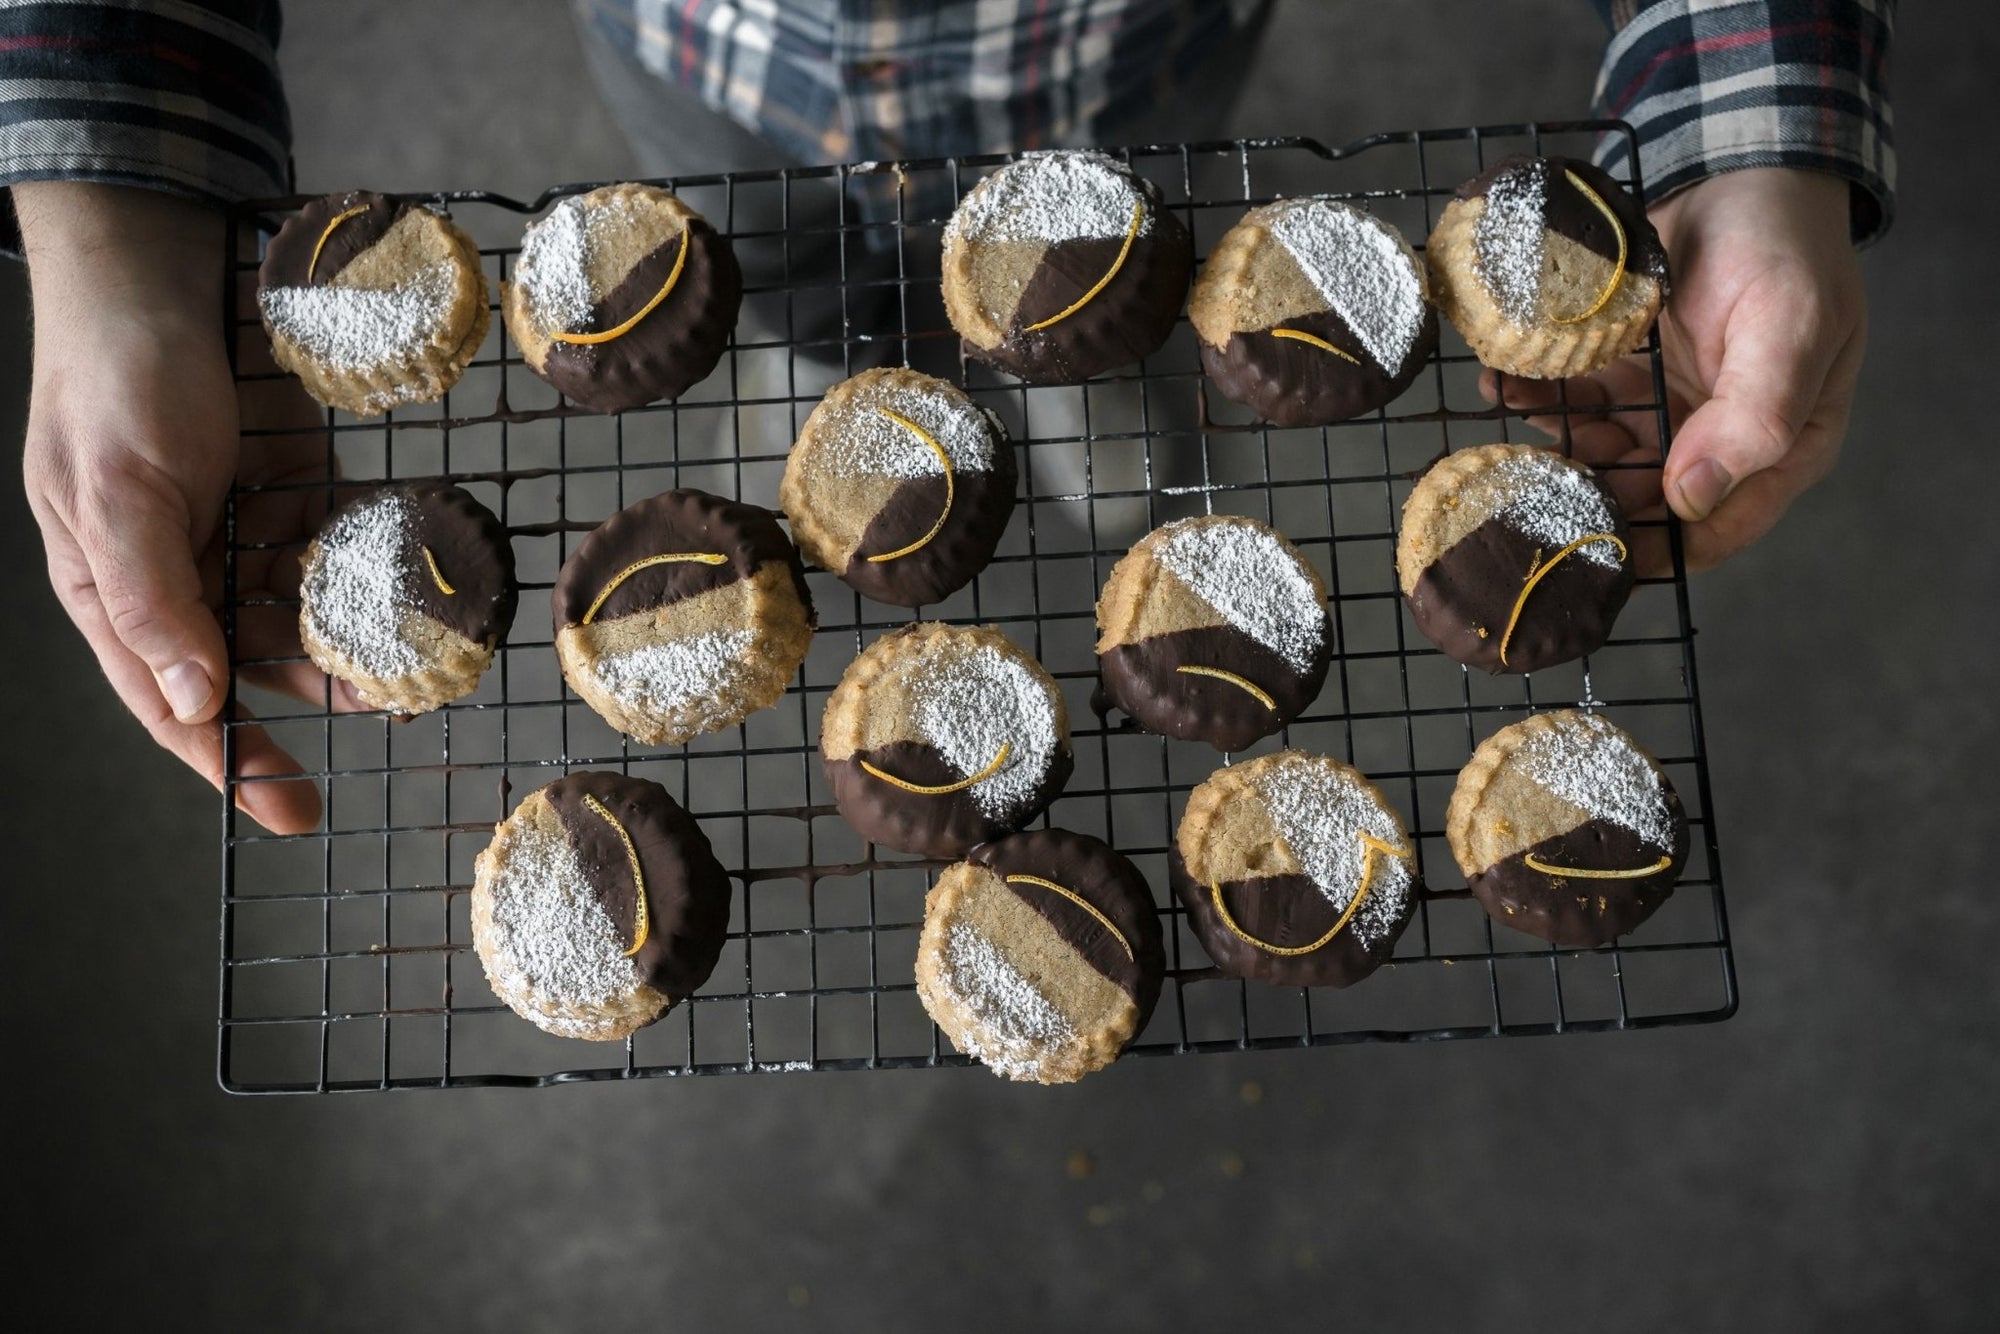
[0,35,201,74]
[1606,19,1845,117]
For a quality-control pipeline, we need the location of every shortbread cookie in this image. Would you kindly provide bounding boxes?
[1427,156,1669,379]
[1397,444,1634,674]
[1097,515,1331,752]
[298,482,517,714]
[553,489,814,745]
[942,150,1193,382]
[916,828,1165,1084]
[1447,710,1688,947]
[779,368,1016,607]
[1172,750,1418,988]
[1191,198,1437,425]
[821,623,1073,857]
[258,190,490,416]
[471,771,732,1040]
[504,184,742,413]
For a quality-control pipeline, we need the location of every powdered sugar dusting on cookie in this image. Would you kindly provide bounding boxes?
[1472,159,1549,326]
[260,261,457,379]
[946,150,1155,248]
[1517,712,1676,850]
[515,192,651,334]
[300,489,424,679]
[480,803,642,1034]
[937,921,1075,1079]
[1155,518,1326,672]
[1253,754,1413,952]
[1268,199,1425,371]
[831,384,1000,480]
[907,639,1062,819]
[586,628,762,734]
[1485,451,1622,569]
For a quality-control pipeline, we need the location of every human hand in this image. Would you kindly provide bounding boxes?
[18,182,331,833]
[1484,167,1867,573]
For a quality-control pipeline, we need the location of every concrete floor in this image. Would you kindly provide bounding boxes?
[3,3,1994,1330]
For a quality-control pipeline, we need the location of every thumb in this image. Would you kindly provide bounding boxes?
[1664,286,1840,523]
[76,492,228,724]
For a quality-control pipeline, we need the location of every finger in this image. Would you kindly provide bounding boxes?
[51,545,321,832]
[1662,287,1844,523]
[68,465,232,725]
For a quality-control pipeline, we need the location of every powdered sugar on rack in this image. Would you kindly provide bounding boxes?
[1155,518,1327,672]
[1269,199,1426,371]
[299,489,423,680]
[1518,712,1676,851]
[907,642,1062,819]
[1254,756,1413,952]
[946,150,1155,247]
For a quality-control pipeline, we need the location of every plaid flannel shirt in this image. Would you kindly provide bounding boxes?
[0,0,1895,254]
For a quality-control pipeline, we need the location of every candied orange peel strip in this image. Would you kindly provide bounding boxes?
[581,551,730,625]
[1497,531,1627,666]
[1524,852,1673,879]
[1174,664,1276,711]
[1551,169,1628,326]
[1209,831,1411,957]
[1005,874,1134,961]
[865,409,955,564]
[861,742,1011,795]
[1024,198,1144,332]
[306,204,370,282]
[550,225,690,345]
[583,793,650,957]
[1270,327,1362,365]
[421,545,456,596]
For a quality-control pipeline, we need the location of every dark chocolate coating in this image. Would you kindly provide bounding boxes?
[1466,797,1689,949]
[969,829,1165,1018]
[1406,506,1635,675]
[1099,625,1329,753]
[1200,302,1439,427]
[540,771,733,1002]
[826,739,1074,859]
[1170,844,1418,989]
[536,217,743,413]
[841,445,1018,606]
[260,190,412,290]
[397,482,517,648]
[963,205,1194,383]
[551,488,812,631]
[1456,155,1670,294]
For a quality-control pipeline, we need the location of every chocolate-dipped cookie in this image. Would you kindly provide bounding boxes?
[1397,444,1634,674]
[1172,750,1418,988]
[821,623,1073,858]
[1447,710,1688,947]
[1427,155,1669,379]
[297,482,517,714]
[504,184,742,413]
[471,771,732,1040]
[779,368,1016,607]
[553,489,815,745]
[258,190,490,416]
[915,828,1165,1084]
[1096,515,1331,752]
[1190,198,1437,425]
[942,150,1193,383]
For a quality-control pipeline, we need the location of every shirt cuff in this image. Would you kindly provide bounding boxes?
[1589,0,1897,247]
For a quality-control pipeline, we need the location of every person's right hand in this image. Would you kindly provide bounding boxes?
[18,181,329,834]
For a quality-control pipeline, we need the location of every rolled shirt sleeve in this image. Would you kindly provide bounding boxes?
[0,0,292,255]
[1590,0,1896,246]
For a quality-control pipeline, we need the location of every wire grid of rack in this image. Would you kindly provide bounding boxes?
[218,121,1734,1094]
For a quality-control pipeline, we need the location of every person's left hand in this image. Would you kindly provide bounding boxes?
[1484,167,1867,574]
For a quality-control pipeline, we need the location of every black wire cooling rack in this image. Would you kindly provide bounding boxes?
[217,121,1734,1094]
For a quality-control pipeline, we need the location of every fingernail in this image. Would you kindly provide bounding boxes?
[1675,459,1734,521]
[159,660,215,722]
